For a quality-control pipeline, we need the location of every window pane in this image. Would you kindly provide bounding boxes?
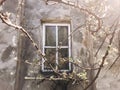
[45,26,56,46]
[58,26,68,46]
[44,48,56,70]
[58,48,69,70]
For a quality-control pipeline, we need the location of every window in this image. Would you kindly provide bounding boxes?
[42,23,71,72]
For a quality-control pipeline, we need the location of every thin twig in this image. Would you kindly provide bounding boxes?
[62,24,85,44]
[71,61,100,70]
[94,34,108,57]
[83,17,119,90]
[108,55,120,70]
[45,0,101,33]
[61,1,101,33]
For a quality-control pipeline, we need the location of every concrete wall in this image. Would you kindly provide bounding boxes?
[0,0,100,90]
[0,0,18,90]
[0,0,120,90]
[20,0,120,90]
[22,0,90,90]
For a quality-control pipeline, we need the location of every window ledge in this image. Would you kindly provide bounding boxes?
[25,76,68,80]
[41,18,71,24]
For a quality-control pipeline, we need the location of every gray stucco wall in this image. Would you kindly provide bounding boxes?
[19,1,120,90]
[0,0,18,90]
[22,0,94,90]
[0,0,120,90]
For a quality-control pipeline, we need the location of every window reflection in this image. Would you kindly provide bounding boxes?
[45,26,56,46]
[58,26,68,46]
[58,48,69,70]
[44,48,56,70]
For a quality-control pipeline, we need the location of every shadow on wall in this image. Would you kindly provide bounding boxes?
[24,80,83,90]
[1,45,15,62]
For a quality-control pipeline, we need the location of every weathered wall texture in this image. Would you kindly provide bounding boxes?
[0,0,120,90]
[0,0,18,90]
[19,0,120,90]
[22,0,94,90]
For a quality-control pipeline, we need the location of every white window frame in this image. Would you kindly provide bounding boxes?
[42,23,71,72]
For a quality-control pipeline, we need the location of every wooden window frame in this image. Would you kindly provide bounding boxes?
[42,23,71,72]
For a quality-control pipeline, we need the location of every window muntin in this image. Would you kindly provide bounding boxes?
[42,23,71,72]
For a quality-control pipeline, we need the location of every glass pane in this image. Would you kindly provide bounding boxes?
[45,26,56,46]
[44,48,56,70]
[58,26,68,46]
[58,48,69,70]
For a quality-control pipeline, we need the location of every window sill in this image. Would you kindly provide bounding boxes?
[24,76,68,80]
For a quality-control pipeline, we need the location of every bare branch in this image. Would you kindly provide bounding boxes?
[108,55,120,70]
[84,16,119,90]
[0,12,62,77]
[0,0,6,5]
[94,34,108,57]
[72,61,100,70]
[0,12,44,57]
[55,1,101,33]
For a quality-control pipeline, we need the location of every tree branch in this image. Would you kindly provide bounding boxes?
[0,0,6,5]
[84,16,119,90]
